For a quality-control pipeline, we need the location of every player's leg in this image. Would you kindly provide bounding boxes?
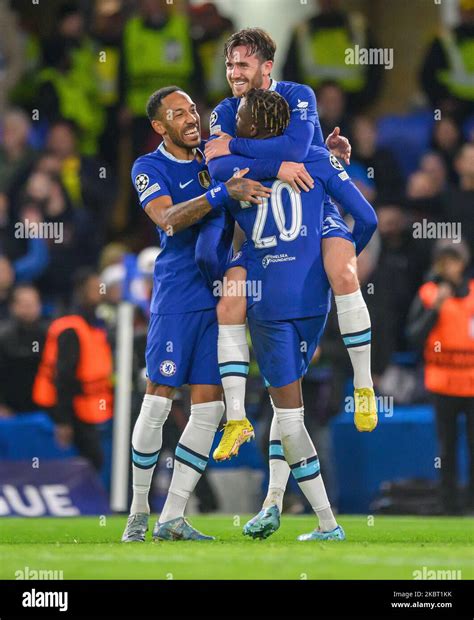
[322,222,377,432]
[213,257,255,461]
[269,378,344,541]
[154,383,224,540]
[122,312,177,542]
[154,308,224,540]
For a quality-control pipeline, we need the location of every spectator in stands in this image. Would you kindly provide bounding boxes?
[91,0,125,166]
[33,269,114,472]
[442,143,474,267]
[406,153,448,220]
[21,170,97,308]
[0,255,14,320]
[45,120,116,232]
[431,116,462,184]
[420,0,474,122]
[119,0,203,157]
[350,115,404,204]
[407,241,474,514]
[0,0,23,118]
[0,189,49,290]
[283,0,382,111]
[0,284,46,417]
[316,81,351,141]
[365,205,432,378]
[0,109,37,204]
[190,2,235,108]
[38,32,104,156]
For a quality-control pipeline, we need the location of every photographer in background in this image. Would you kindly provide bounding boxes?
[407,241,474,514]
[33,269,113,471]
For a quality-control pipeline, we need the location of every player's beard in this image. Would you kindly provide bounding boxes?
[231,70,264,98]
[166,123,201,152]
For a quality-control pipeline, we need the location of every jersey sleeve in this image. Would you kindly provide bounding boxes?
[209,100,237,140]
[229,84,318,162]
[208,154,281,182]
[196,210,234,286]
[317,154,378,255]
[131,158,171,209]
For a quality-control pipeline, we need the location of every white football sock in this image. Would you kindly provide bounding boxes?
[218,324,249,421]
[130,394,172,515]
[159,401,224,524]
[276,406,337,532]
[335,289,373,389]
[262,411,290,512]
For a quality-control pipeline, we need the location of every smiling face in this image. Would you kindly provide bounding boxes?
[225,45,273,98]
[152,90,201,149]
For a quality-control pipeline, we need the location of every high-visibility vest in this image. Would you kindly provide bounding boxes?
[296,14,366,92]
[123,14,194,116]
[38,67,105,156]
[95,43,120,107]
[33,315,113,424]
[419,280,474,397]
[438,31,474,101]
[197,31,231,104]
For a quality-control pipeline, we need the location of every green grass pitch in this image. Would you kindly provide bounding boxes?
[1,515,472,580]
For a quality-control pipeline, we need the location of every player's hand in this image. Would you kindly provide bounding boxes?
[225,168,272,204]
[326,126,351,165]
[55,423,74,448]
[204,131,232,161]
[278,162,314,193]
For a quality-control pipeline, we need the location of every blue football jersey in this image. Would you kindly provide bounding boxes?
[131,142,230,315]
[209,79,325,150]
[223,146,356,321]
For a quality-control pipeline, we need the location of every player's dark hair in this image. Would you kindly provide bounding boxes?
[146,86,182,121]
[245,88,290,137]
[224,28,276,63]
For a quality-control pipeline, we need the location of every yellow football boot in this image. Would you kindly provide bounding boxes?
[354,387,378,432]
[213,419,255,461]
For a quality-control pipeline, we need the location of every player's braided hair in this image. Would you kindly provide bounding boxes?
[245,88,290,137]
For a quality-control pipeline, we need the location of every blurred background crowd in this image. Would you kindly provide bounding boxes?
[0,0,473,517]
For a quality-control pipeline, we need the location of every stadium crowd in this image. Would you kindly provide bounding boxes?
[0,0,473,515]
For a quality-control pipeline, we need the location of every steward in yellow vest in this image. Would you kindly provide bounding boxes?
[421,0,474,120]
[283,4,382,111]
[37,40,105,156]
[121,7,198,118]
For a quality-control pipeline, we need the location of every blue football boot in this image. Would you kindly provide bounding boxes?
[121,513,149,542]
[297,524,346,542]
[243,505,281,539]
[152,517,215,541]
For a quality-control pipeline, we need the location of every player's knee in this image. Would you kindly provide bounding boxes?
[275,408,305,440]
[217,293,246,324]
[190,401,225,430]
[146,379,174,399]
[328,262,359,295]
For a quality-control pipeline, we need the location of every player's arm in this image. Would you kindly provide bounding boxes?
[206,100,314,192]
[132,158,271,234]
[320,157,378,255]
[210,85,318,163]
[195,213,233,287]
[144,177,270,234]
[206,102,281,182]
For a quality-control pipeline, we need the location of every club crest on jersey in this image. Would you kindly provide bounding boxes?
[135,173,149,192]
[198,170,211,188]
[160,360,176,377]
[329,155,344,171]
